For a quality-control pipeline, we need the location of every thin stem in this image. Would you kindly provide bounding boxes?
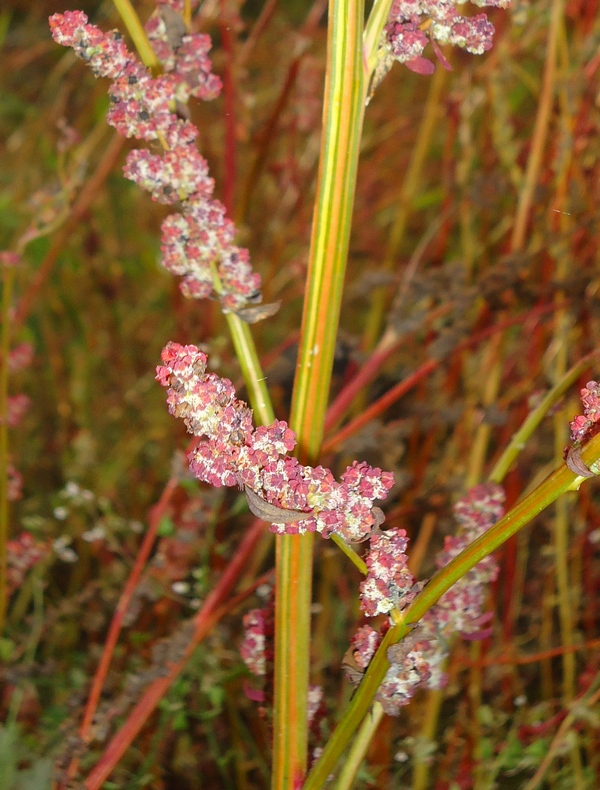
[363,0,394,75]
[304,430,600,787]
[361,65,447,355]
[522,672,600,790]
[551,5,576,711]
[226,313,275,426]
[14,132,126,333]
[510,0,563,251]
[219,13,236,217]
[324,305,555,455]
[334,703,385,790]
[488,350,600,483]
[331,534,367,574]
[82,519,268,789]
[112,0,159,70]
[0,260,14,634]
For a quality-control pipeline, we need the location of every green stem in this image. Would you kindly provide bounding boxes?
[0,260,14,635]
[226,313,275,427]
[488,350,600,483]
[272,0,367,784]
[303,430,600,788]
[112,0,159,70]
[334,703,385,790]
[363,0,394,73]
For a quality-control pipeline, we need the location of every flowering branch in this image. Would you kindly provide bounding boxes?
[156,342,394,543]
[304,416,600,787]
[47,1,517,786]
[49,9,260,315]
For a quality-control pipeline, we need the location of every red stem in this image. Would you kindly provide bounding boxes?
[59,476,179,786]
[14,133,125,332]
[322,303,555,454]
[82,516,267,789]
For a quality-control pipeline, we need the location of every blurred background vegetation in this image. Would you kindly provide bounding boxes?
[2,0,600,787]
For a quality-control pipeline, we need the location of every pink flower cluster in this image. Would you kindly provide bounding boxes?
[359,528,423,617]
[1,253,33,501]
[7,532,49,595]
[569,381,600,445]
[156,342,394,542]
[49,8,261,312]
[241,606,273,677]
[346,482,504,715]
[385,0,510,75]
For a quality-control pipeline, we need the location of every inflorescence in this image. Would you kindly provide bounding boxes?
[384,0,511,75]
[565,380,600,477]
[569,381,600,446]
[158,341,506,716]
[156,342,394,542]
[50,0,513,721]
[49,7,261,313]
[347,482,504,715]
[243,482,504,716]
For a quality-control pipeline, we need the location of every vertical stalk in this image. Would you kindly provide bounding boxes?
[0,260,14,634]
[551,8,576,709]
[271,0,366,784]
[361,66,447,355]
[510,0,563,252]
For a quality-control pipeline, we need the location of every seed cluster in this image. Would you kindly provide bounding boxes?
[49,9,261,313]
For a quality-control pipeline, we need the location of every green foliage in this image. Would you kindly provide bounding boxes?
[0,724,53,790]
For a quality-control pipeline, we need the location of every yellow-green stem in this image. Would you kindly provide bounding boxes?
[551,5,576,709]
[510,0,563,251]
[488,351,600,484]
[0,261,14,634]
[334,703,385,790]
[361,65,447,355]
[303,429,600,787]
[226,313,275,426]
[112,0,159,70]
[411,688,444,790]
[272,0,367,783]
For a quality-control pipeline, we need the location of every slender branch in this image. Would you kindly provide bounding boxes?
[304,430,600,787]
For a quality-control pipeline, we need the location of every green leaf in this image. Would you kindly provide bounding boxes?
[157,516,175,536]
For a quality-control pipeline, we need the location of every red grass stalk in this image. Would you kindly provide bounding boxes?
[58,476,179,786]
[322,303,555,454]
[465,636,600,668]
[13,132,125,332]
[81,515,267,789]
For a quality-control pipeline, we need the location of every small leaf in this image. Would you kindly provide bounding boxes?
[405,56,436,75]
[244,486,311,524]
[566,446,595,477]
[158,5,187,50]
[235,300,281,324]
[341,647,365,685]
[371,507,385,530]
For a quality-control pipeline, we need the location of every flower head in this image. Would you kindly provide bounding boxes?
[346,482,504,715]
[50,10,262,314]
[383,0,510,74]
[157,342,394,542]
[359,529,421,616]
[569,381,600,444]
